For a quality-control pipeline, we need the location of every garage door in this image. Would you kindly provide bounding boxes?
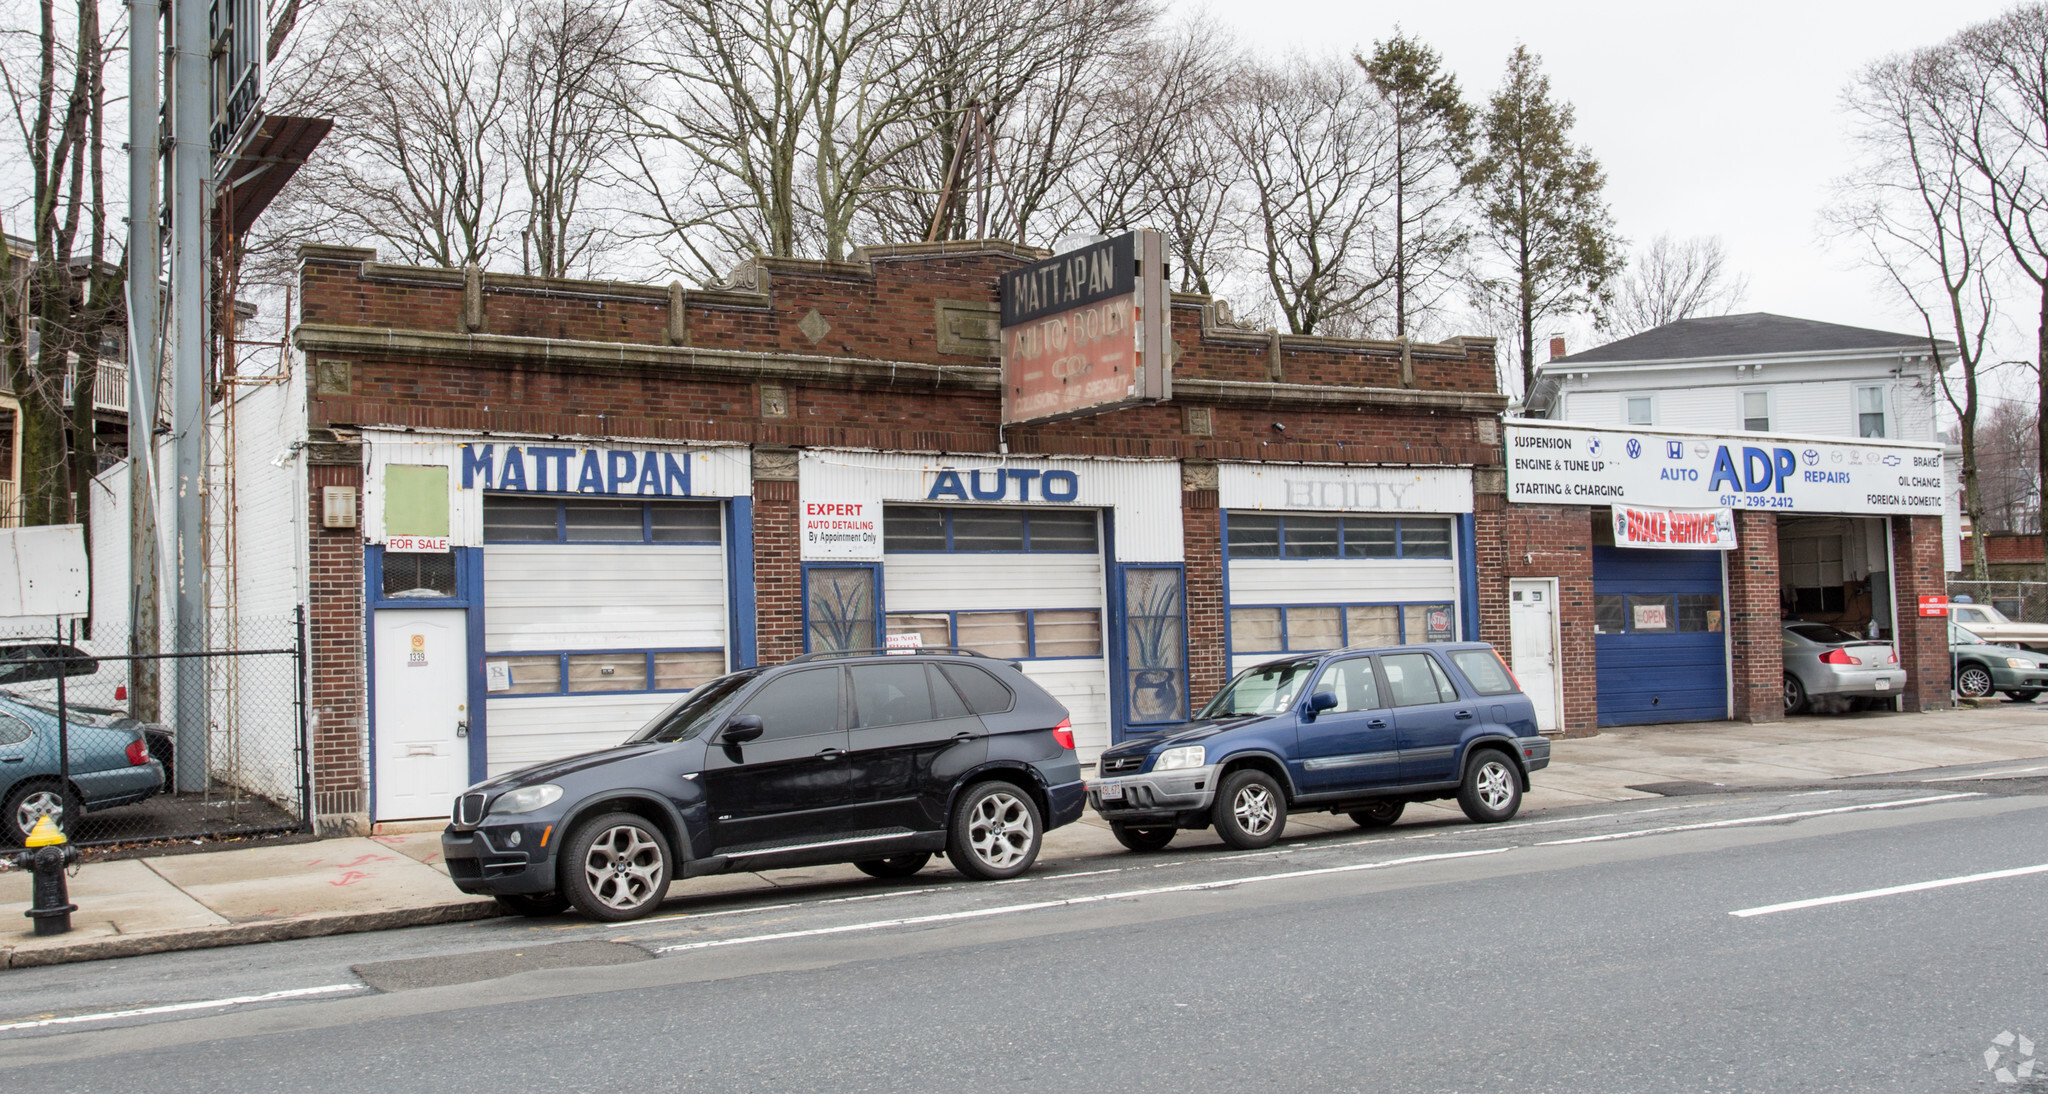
[480,495,731,774]
[1592,546,1727,726]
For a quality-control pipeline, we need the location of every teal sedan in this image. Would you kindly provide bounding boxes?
[1951,624,2046,703]
[0,694,166,846]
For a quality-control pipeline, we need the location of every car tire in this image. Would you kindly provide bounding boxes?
[1783,673,1809,715]
[1457,749,1522,824]
[3,780,77,847]
[946,781,1042,880]
[1211,768,1286,850]
[1956,663,1995,698]
[494,892,571,917]
[560,812,671,922]
[1110,823,1177,852]
[1349,800,1406,829]
[854,853,932,879]
[2006,689,2040,703]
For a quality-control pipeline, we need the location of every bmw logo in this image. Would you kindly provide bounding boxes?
[1588,438,1603,455]
[1803,449,1820,466]
[1626,438,1642,459]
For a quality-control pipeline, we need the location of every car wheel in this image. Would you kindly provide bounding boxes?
[1349,800,1406,829]
[1783,673,1808,715]
[1211,768,1286,850]
[494,892,571,917]
[1956,663,1995,698]
[2005,689,2040,703]
[3,781,76,847]
[1457,749,1522,824]
[854,853,932,879]
[1110,823,1177,852]
[560,813,671,922]
[946,781,1042,880]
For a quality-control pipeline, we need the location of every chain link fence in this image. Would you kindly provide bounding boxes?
[1946,580,2048,624]
[0,612,307,851]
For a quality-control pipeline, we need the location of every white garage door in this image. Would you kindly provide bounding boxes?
[481,495,730,775]
[1225,512,1461,675]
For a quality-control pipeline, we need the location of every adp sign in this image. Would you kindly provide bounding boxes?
[1504,423,1945,517]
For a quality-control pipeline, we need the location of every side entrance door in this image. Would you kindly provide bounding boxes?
[373,609,472,820]
[1509,579,1560,733]
[699,666,850,853]
[1293,655,1400,793]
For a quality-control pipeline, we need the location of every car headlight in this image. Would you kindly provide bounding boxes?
[490,784,563,815]
[1155,745,1206,771]
[2007,657,2040,670]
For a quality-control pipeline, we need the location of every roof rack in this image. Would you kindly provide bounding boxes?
[786,646,1007,664]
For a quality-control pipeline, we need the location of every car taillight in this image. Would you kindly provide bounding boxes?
[126,738,150,765]
[115,685,127,701]
[1051,718,1074,750]
[1886,649,1897,664]
[1819,648,1855,665]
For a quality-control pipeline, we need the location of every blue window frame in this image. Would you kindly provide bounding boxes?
[482,647,728,697]
[1224,513,1453,560]
[482,495,723,544]
[882,505,1099,553]
[803,563,881,653]
[1229,601,1458,654]
[882,608,1103,660]
[1121,566,1188,724]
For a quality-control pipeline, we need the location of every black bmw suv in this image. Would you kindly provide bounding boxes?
[442,649,1086,921]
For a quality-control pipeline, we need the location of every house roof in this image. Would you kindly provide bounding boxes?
[1550,313,1946,367]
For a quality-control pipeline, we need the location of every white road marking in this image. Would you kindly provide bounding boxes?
[817,887,939,904]
[0,984,359,1033]
[1731,863,2048,918]
[653,847,1514,955]
[594,902,800,929]
[1536,793,1981,846]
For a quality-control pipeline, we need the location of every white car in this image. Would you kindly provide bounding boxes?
[1946,603,2048,654]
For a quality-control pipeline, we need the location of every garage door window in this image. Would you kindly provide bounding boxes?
[1227,514,1453,559]
[885,608,1103,660]
[883,506,1097,552]
[1595,593,1723,634]
[484,648,726,697]
[483,496,722,544]
[1231,602,1456,651]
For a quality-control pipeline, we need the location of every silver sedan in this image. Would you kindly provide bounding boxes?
[1783,623,1907,714]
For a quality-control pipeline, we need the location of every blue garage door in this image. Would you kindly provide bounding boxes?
[1592,547,1728,726]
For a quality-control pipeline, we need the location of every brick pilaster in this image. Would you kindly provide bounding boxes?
[1727,510,1782,723]
[1891,514,1953,712]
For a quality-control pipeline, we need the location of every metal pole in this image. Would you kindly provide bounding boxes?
[126,0,163,725]
[295,605,310,832]
[168,0,210,792]
[55,618,69,814]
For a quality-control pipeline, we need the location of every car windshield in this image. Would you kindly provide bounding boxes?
[624,671,760,743]
[1953,624,1984,644]
[1966,604,2013,624]
[1199,659,1320,718]
[1789,624,1863,646]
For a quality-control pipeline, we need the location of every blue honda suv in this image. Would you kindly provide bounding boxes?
[1089,643,1550,851]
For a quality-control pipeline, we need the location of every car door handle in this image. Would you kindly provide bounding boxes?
[817,748,845,761]
[1455,710,1474,720]
[1366,719,1388,729]
[952,732,975,743]
[0,757,20,764]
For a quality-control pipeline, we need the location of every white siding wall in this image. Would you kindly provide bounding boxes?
[1769,381,1852,435]
[1565,390,1621,426]
[486,694,675,777]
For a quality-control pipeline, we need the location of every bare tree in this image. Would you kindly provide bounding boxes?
[1979,394,2041,534]
[1836,46,1997,579]
[1359,30,1473,339]
[1599,234,1750,337]
[503,0,635,279]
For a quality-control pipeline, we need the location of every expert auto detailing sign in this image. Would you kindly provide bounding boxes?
[1503,422,1946,516]
[999,229,1169,426]
[1611,505,1738,550]
[803,500,878,557]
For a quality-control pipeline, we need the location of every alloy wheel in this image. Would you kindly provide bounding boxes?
[1958,666,1994,698]
[1474,761,1515,811]
[967,791,1034,870]
[15,789,64,837]
[1232,784,1277,836]
[581,824,665,912]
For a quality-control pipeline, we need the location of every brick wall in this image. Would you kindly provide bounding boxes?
[1984,533,2044,565]
[1726,511,1782,723]
[1893,515,1954,712]
[1181,489,1225,709]
[307,462,367,829]
[1495,502,1597,737]
[752,480,803,666]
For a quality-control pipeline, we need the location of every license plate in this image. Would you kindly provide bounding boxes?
[1874,679,1890,690]
[1097,783,1124,802]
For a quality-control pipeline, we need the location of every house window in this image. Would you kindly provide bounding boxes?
[1856,386,1886,438]
[1742,391,1770,432]
[1781,536,1846,615]
[1626,396,1653,426]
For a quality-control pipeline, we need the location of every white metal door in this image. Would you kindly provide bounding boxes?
[1509,579,1561,733]
[374,609,471,820]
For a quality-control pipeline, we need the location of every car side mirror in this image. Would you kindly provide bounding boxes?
[721,715,764,744]
[1307,691,1338,715]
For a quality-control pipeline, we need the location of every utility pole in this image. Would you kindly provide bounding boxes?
[126,0,163,724]
[168,0,211,792]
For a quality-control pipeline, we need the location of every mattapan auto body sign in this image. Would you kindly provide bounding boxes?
[1503,421,1946,517]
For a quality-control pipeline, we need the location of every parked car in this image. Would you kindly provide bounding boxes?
[0,644,175,783]
[1088,643,1550,853]
[1947,602,2048,654]
[1781,623,1905,714]
[442,649,1086,921]
[0,693,166,847]
[1950,623,2045,703]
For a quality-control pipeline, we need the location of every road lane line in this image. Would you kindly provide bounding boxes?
[0,984,360,1033]
[1536,793,1982,846]
[652,847,1514,955]
[1731,863,2048,917]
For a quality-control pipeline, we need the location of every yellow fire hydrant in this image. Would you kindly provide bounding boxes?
[15,814,79,936]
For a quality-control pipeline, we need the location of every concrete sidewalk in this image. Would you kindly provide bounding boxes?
[5,702,2044,968]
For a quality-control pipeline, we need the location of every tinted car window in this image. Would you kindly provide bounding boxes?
[851,663,936,728]
[1316,658,1382,712]
[1380,653,1449,706]
[739,668,842,739]
[929,666,971,718]
[0,711,31,746]
[628,671,759,742]
[1449,649,1518,695]
[1789,624,1860,645]
[940,663,1014,715]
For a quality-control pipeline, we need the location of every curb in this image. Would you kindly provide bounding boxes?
[0,900,506,969]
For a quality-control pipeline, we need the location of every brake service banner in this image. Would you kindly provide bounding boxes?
[1503,422,1947,517]
[1611,505,1738,550]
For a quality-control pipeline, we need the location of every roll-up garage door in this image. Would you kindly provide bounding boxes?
[878,505,1111,762]
[481,495,730,774]
[1592,546,1727,726]
[1224,512,1462,675]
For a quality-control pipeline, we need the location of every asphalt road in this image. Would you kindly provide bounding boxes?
[6,766,2048,1092]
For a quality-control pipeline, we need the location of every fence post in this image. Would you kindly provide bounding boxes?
[295,605,311,833]
[54,617,69,820]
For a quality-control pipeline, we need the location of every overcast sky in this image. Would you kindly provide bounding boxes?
[1189,0,2037,394]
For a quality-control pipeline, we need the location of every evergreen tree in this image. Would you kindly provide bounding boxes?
[1360,31,1473,338]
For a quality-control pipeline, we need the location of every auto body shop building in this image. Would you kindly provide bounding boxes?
[286,239,1510,829]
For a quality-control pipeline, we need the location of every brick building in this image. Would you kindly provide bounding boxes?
[285,241,1511,831]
